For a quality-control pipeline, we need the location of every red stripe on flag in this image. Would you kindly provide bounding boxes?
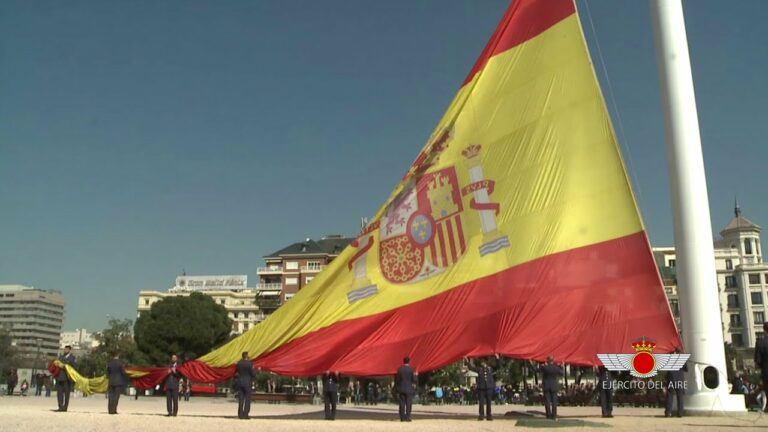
[445,217,458,263]
[436,222,448,267]
[463,0,576,85]
[254,231,681,376]
[455,216,466,254]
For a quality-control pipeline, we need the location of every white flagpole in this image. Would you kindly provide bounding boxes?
[650,0,745,414]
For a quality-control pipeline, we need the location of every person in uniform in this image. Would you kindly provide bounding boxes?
[395,357,416,422]
[466,354,500,421]
[164,353,182,417]
[107,351,129,414]
[665,349,687,417]
[6,368,18,396]
[596,365,613,418]
[56,345,76,412]
[322,371,340,420]
[755,323,768,411]
[539,356,563,420]
[235,352,256,419]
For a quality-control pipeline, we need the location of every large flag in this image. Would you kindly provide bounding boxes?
[180,0,682,379]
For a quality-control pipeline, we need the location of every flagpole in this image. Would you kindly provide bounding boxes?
[650,0,744,414]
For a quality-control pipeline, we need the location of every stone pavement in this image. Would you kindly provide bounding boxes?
[1,394,765,431]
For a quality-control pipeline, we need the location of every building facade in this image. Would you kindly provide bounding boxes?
[136,275,268,334]
[257,235,352,304]
[0,285,65,362]
[654,204,766,357]
[59,328,99,351]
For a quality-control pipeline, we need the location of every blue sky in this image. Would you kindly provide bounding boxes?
[1,0,766,330]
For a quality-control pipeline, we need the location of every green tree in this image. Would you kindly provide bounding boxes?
[134,292,232,365]
[75,318,148,377]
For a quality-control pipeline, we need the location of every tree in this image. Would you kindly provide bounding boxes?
[76,318,148,377]
[134,292,233,365]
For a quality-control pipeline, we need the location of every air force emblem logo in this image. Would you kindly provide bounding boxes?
[597,340,689,378]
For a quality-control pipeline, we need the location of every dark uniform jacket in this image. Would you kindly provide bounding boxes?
[665,364,688,393]
[57,353,76,382]
[235,360,255,387]
[468,358,499,390]
[755,337,768,378]
[107,358,129,387]
[165,362,183,390]
[396,364,416,395]
[540,363,563,392]
[323,373,339,393]
[597,367,612,389]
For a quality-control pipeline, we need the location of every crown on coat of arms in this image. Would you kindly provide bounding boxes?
[462,144,482,159]
[631,339,657,353]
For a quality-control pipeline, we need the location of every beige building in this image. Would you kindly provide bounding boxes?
[654,204,766,360]
[59,328,99,351]
[137,275,274,334]
[0,284,65,362]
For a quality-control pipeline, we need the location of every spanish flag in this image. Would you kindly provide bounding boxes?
[182,0,682,379]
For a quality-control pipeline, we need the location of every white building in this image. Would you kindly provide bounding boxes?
[137,275,276,334]
[0,285,65,361]
[654,203,766,356]
[59,328,99,351]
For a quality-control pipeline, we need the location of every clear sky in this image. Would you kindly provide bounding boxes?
[1,0,766,330]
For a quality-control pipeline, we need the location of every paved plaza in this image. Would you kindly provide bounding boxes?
[1,394,766,431]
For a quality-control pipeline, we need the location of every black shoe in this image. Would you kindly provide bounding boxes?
[486,417,493,421]
[165,414,173,417]
[477,417,484,421]
[406,419,412,422]
[676,414,683,418]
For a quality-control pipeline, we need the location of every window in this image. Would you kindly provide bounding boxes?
[668,259,676,268]
[766,273,768,284]
[286,277,298,285]
[755,312,765,324]
[144,299,150,305]
[286,261,299,270]
[726,259,733,270]
[306,261,322,270]
[305,276,314,285]
[749,274,762,285]
[670,300,680,317]
[745,238,753,255]
[732,333,744,347]
[752,292,763,305]
[284,293,295,301]
[730,314,742,327]
[727,294,739,308]
[725,276,738,289]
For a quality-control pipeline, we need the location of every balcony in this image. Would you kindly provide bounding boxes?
[257,266,283,275]
[256,283,282,291]
[301,265,326,273]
